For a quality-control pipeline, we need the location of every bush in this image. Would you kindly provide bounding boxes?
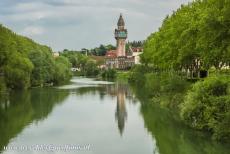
[160,73,190,93]
[101,69,117,79]
[142,73,191,108]
[116,71,129,81]
[53,56,72,84]
[84,60,99,77]
[0,77,6,92]
[144,73,161,96]
[180,75,230,141]
[128,65,152,85]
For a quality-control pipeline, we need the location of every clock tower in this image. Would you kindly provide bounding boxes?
[115,14,127,57]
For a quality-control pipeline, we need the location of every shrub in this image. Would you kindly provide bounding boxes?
[0,77,6,92]
[84,60,99,77]
[128,65,151,85]
[180,75,230,141]
[101,69,117,79]
[53,56,72,84]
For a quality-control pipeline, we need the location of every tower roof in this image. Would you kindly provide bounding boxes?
[117,14,125,26]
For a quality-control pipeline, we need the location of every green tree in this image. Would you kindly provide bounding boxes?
[142,0,230,71]
[84,60,99,76]
[0,24,72,89]
[29,49,55,86]
[4,54,34,89]
[53,56,72,84]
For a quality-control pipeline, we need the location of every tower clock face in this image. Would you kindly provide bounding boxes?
[118,31,127,38]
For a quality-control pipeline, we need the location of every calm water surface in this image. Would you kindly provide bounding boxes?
[0,77,229,154]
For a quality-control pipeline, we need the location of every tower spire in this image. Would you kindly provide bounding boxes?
[117,13,125,27]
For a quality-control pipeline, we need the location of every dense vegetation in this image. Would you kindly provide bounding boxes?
[66,44,116,56]
[127,41,144,48]
[130,0,230,142]
[142,0,230,71]
[66,41,143,57]
[88,44,115,56]
[101,69,117,79]
[0,24,72,89]
[181,75,230,141]
[129,65,191,109]
[129,67,230,142]
[60,50,100,76]
[81,41,143,56]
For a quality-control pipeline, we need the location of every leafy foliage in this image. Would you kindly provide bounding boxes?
[101,69,117,79]
[0,24,72,89]
[53,56,72,84]
[129,0,230,142]
[29,49,56,86]
[142,0,230,70]
[89,44,116,56]
[180,75,230,141]
[60,50,99,77]
[84,60,100,76]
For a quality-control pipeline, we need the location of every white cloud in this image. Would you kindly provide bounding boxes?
[0,0,193,50]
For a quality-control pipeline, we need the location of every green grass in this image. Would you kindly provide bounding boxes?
[116,71,130,82]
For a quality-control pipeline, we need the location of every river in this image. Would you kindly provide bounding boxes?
[0,77,229,154]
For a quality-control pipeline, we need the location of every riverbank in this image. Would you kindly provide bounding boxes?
[128,65,230,143]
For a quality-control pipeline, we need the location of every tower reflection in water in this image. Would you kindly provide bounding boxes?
[105,82,136,136]
[114,83,127,136]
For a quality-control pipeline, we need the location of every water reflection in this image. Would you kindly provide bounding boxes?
[0,78,137,153]
[0,77,229,154]
[132,84,230,154]
[0,89,69,153]
[70,80,132,136]
[115,84,127,135]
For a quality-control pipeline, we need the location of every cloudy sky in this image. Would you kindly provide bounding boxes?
[0,0,192,51]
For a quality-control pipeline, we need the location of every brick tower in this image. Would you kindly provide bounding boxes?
[115,14,127,57]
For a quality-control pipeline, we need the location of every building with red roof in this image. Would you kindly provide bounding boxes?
[105,14,137,70]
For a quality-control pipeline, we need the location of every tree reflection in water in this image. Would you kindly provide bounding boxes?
[1,78,228,154]
[0,88,69,153]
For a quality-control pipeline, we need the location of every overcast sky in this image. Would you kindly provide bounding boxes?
[0,0,192,51]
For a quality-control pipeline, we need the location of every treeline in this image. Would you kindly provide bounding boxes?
[0,24,72,89]
[60,50,100,76]
[130,0,230,142]
[142,0,230,71]
[88,44,115,56]
[127,40,144,48]
[88,41,144,56]
[65,44,116,56]
[67,40,144,57]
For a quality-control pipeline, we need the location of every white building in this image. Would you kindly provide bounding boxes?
[129,47,143,64]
